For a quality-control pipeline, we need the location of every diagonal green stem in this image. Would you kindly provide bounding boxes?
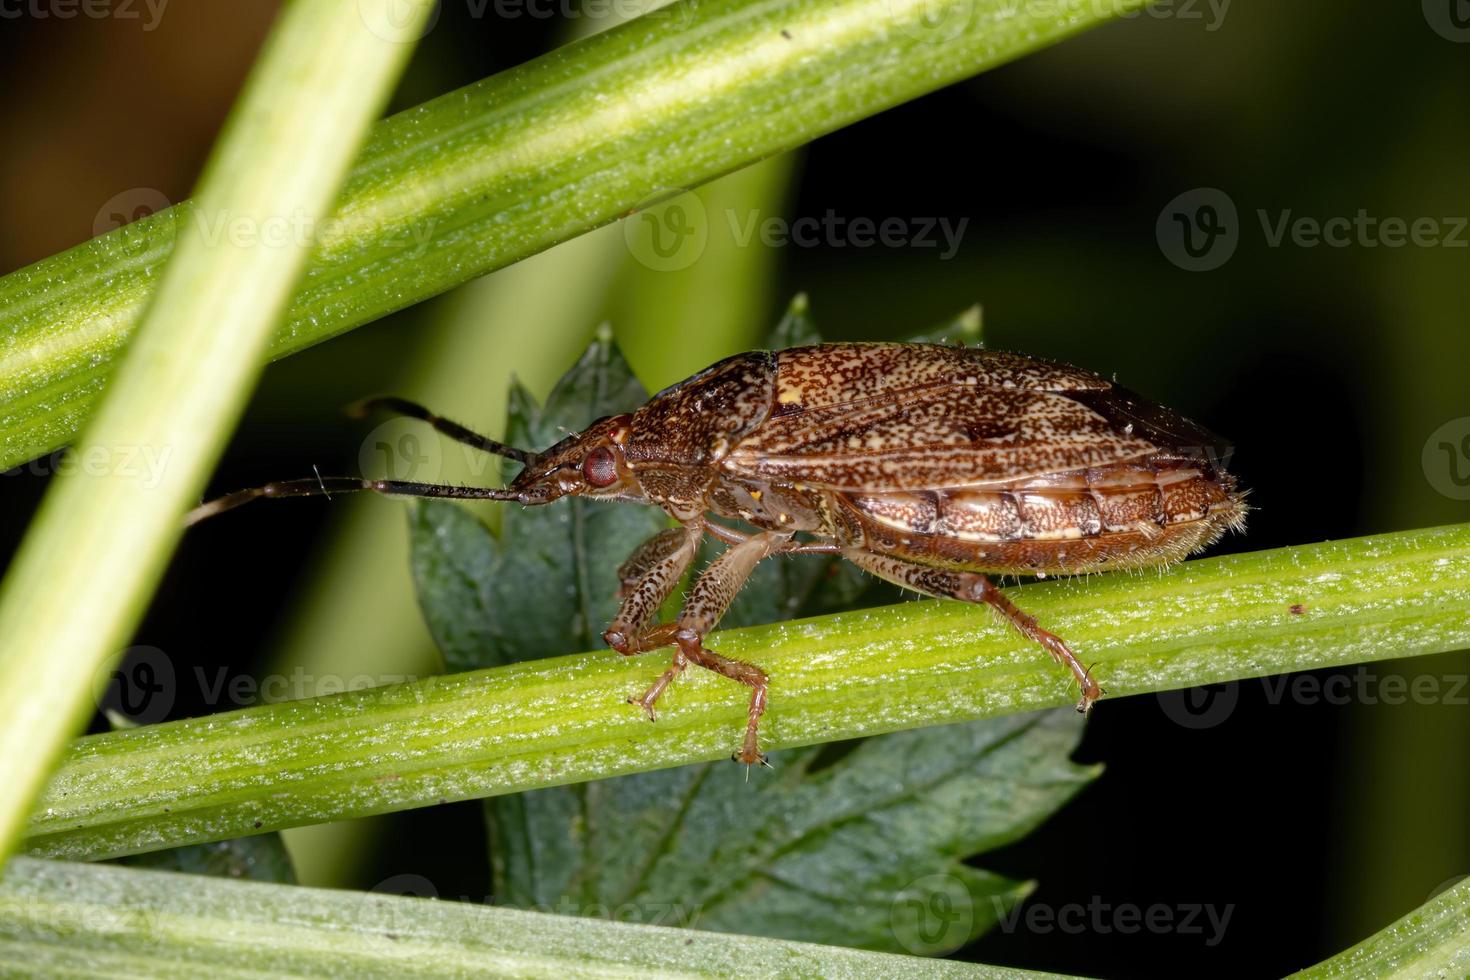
[1290,878,1470,979]
[0,0,1147,473]
[0,857,1066,979]
[0,1,431,864]
[23,524,1470,862]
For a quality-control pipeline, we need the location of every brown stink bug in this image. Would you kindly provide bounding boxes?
[190,343,1247,765]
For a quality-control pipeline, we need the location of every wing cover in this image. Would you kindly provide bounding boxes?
[723,344,1176,491]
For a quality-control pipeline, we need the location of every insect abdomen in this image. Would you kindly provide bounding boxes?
[836,456,1245,575]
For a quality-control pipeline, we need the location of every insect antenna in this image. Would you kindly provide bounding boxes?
[187,396,544,526]
[186,477,522,526]
[347,395,537,465]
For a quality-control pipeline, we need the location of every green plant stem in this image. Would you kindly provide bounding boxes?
[24,524,1470,862]
[1291,878,1470,979]
[0,857,1064,979]
[0,2,430,863]
[0,0,1147,473]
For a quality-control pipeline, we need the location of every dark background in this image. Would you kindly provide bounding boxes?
[2,2,1467,976]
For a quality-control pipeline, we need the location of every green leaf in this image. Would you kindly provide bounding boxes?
[407,307,1095,954]
[764,292,821,350]
[506,708,1093,955]
[907,305,985,347]
[406,332,676,911]
[118,834,295,884]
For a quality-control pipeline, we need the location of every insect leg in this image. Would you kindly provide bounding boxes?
[604,526,702,719]
[704,520,839,554]
[604,525,702,653]
[348,396,535,464]
[614,526,695,598]
[840,550,1104,713]
[669,530,793,766]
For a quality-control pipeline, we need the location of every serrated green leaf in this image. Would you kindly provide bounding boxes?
[501,709,1093,954]
[118,833,295,884]
[408,335,668,671]
[764,292,820,350]
[406,333,678,910]
[908,305,985,347]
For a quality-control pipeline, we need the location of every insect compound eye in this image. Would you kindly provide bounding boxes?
[581,446,619,488]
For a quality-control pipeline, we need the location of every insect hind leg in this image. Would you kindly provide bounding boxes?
[840,549,1103,713]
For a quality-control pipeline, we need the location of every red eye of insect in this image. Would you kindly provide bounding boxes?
[582,447,619,487]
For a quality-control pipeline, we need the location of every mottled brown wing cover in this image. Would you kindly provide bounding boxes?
[719,343,1244,577]
[723,344,1165,491]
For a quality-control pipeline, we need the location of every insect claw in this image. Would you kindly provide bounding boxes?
[625,694,657,721]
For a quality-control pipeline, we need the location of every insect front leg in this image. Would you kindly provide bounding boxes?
[664,530,794,766]
[840,550,1104,712]
[614,526,697,598]
[604,524,702,653]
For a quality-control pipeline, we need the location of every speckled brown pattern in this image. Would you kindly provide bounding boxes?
[191,343,1250,763]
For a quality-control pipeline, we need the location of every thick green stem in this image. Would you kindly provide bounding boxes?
[0,0,1146,473]
[0,1,430,862]
[0,857,1062,979]
[24,524,1470,862]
